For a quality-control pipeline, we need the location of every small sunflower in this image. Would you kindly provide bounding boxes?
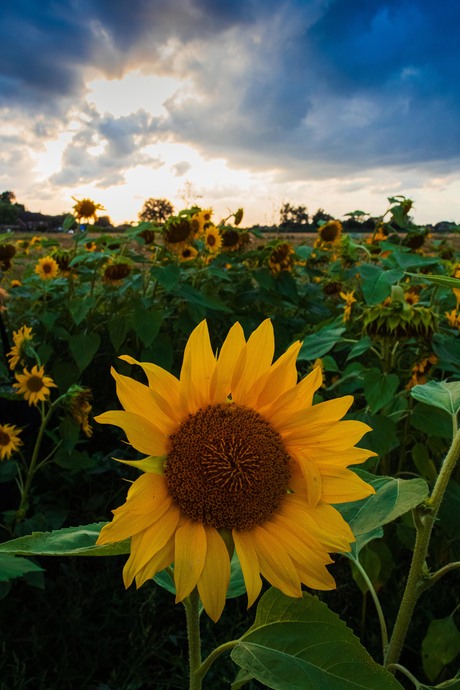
[11,279,22,288]
[204,225,222,253]
[72,197,104,222]
[14,365,57,406]
[0,423,23,460]
[7,325,34,370]
[67,387,93,438]
[35,256,59,280]
[268,242,295,275]
[339,290,357,322]
[96,320,375,622]
[179,245,198,262]
[317,220,342,245]
[191,208,213,234]
[84,241,98,252]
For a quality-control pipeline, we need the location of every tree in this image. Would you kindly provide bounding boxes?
[139,198,174,224]
[279,203,309,229]
[0,191,16,204]
[311,208,334,227]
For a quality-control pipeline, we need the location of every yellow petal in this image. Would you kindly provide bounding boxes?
[174,519,207,602]
[285,420,372,450]
[255,340,302,410]
[134,539,175,588]
[292,454,323,506]
[231,319,274,406]
[309,446,377,466]
[281,496,354,552]
[272,396,354,434]
[232,528,263,608]
[263,366,323,427]
[94,410,167,457]
[320,465,375,503]
[250,525,302,598]
[111,368,176,434]
[114,455,165,475]
[209,322,246,403]
[98,495,172,544]
[119,354,181,410]
[197,527,231,622]
[179,320,216,413]
[123,503,180,587]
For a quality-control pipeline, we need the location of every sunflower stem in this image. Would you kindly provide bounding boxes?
[385,424,460,669]
[351,556,388,659]
[183,588,203,690]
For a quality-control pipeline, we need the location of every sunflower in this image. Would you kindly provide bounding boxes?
[10,279,22,288]
[14,365,57,406]
[339,290,357,322]
[204,225,222,253]
[163,218,195,250]
[72,197,104,222]
[0,423,23,460]
[7,325,34,370]
[317,220,342,244]
[268,242,295,275]
[35,256,59,280]
[67,387,93,438]
[102,260,132,284]
[96,320,374,622]
[179,245,198,262]
[191,208,213,234]
[84,241,98,252]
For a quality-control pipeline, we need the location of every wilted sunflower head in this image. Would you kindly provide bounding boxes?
[72,197,104,222]
[95,319,375,622]
[0,423,23,460]
[0,244,16,261]
[163,218,195,250]
[51,248,72,273]
[103,260,132,284]
[318,220,342,244]
[67,386,93,437]
[363,297,437,340]
[138,228,155,245]
[35,256,59,280]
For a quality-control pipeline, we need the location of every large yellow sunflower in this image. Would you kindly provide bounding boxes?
[35,256,59,280]
[7,325,34,370]
[14,365,57,406]
[204,225,222,253]
[96,320,374,622]
[0,423,23,460]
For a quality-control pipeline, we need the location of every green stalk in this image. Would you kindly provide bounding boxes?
[385,425,460,668]
[183,589,203,690]
[351,556,388,659]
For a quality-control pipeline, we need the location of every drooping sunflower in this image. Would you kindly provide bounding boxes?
[14,365,57,406]
[35,256,59,280]
[67,386,93,438]
[268,242,295,275]
[163,217,196,251]
[96,320,375,622]
[7,325,34,370]
[204,225,222,254]
[102,260,132,285]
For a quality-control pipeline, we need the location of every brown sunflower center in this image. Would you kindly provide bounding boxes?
[43,263,52,274]
[27,375,44,392]
[206,234,216,247]
[164,403,291,531]
[0,430,10,446]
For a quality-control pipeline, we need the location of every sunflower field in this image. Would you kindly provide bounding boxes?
[0,196,459,690]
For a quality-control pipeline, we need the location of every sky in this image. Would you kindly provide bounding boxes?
[1,0,460,227]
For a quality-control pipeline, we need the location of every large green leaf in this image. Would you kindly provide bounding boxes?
[411,380,460,417]
[231,589,404,690]
[0,523,130,557]
[68,333,101,371]
[337,473,429,538]
[174,283,233,312]
[0,554,43,582]
[131,308,163,346]
[298,324,346,361]
[422,615,460,682]
[363,368,400,413]
[358,264,404,305]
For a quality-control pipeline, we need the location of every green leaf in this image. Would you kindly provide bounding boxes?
[151,264,181,291]
[108,316,129,351]
[411,403,453,439]
[68,297,95,325]
[174,283,233,313]
[406,273,460,290]
[356,413,399,456]
[422,615,460,682]
[388,253,440,269]
[0,554,43,582]
[131,308,163,346]
[363,369,400,413]
[411,380,460,416]
[337,474,429,537]
[298,324,346,361]
[347,336,373,360]
[432,334,460,371]
[358,264,404,305]
[412,443,438,483]
[0,523,130,557]
[0,459,18,483]
[231,589,404,690]
[68,333,101,371]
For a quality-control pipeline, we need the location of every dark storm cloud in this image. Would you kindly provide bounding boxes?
[2,0,460,172]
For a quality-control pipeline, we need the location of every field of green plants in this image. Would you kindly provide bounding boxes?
[0,196,459,690]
